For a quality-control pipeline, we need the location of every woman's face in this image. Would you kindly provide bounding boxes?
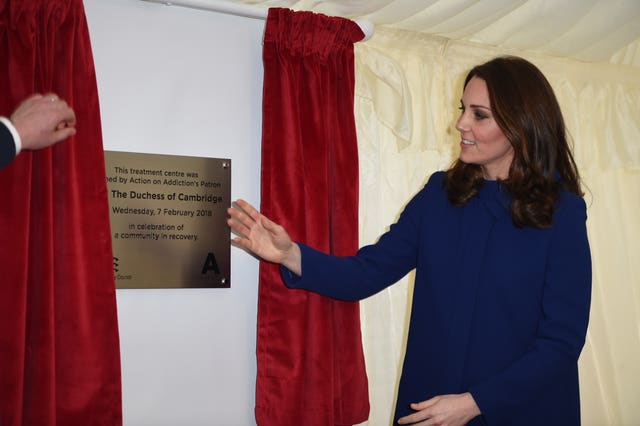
[455,76,513,180]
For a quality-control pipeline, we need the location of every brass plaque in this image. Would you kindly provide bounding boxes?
[105,151,230,289]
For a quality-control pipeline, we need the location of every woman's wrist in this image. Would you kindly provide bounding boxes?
[463,392,481,419]
[282,242,302,276]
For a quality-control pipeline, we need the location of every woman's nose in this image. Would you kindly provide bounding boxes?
[455,113,469,133]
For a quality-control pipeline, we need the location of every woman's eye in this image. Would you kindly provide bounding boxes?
[474,111,488,120]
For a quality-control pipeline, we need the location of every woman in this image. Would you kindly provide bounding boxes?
[228,56,591,426]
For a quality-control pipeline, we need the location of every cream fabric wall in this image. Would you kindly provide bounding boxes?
[354,27,640,426]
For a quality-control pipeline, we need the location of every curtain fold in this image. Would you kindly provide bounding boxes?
[257,8,369,426]
[0,1,122,425]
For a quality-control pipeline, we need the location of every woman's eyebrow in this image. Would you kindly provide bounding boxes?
[460,100,492,111]
[470,103,492,111]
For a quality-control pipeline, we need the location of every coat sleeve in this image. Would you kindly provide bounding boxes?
[0,118,18,169]
[281,172,445,301]
[469,193,592,424]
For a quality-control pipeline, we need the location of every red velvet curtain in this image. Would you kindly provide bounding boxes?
[0,1,122,425]
[257,8,369,426]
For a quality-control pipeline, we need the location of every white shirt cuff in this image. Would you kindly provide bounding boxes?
[0,116,22,155]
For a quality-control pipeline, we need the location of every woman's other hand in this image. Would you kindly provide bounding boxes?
[397,392,481,426]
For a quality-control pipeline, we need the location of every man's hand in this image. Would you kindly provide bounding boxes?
[10,93,76,150]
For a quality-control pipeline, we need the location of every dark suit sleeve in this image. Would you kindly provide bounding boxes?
[0,120,18,169]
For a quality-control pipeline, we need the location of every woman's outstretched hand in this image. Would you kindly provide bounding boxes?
[227,199,302,275]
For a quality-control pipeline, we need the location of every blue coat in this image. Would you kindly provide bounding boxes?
[282,171,591,425]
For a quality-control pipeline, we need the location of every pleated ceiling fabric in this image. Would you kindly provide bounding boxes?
[224,0,640,65]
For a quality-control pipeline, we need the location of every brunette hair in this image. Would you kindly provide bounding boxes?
[444,56,583,228]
